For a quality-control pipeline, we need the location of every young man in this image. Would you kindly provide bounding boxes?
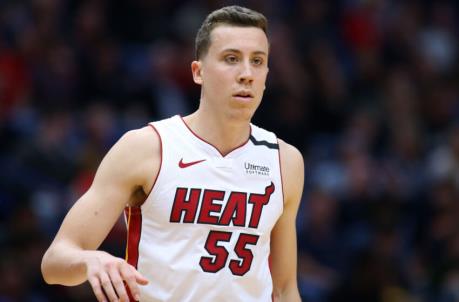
[41,5,304,302]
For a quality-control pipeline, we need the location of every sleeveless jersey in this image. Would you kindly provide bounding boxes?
[124,115,284,302]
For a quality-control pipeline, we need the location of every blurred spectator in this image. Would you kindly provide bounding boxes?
[429,124,459,189]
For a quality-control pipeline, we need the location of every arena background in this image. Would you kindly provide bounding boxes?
[1,0,458,301]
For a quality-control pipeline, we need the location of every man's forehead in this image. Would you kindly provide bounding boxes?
[209,25,269,52]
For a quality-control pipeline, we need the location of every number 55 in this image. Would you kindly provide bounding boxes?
[199,231,260,276]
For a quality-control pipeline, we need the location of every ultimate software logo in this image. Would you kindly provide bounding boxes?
[244,162,270,176]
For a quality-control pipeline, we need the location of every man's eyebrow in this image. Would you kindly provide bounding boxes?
[221,48,268,56]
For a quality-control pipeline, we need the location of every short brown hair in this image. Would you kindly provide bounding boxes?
[195,5,268,59]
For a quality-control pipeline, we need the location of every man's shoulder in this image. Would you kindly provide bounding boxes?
[123,125,160,143]
[115,125,161,158]
[277,138,301,155]
[277,139,304,178]
[106,126,161,194]
[277,139,304,206]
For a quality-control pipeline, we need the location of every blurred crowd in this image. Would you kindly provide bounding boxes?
[0,0,458,301]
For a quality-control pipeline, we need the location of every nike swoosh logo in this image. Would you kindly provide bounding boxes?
[178,158,206,168]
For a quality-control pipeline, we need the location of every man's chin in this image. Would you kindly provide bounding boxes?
[226,107,256,123]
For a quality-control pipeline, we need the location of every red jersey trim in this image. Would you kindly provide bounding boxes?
[179,116,251,157]
[124,207,142,301]
[124,206,142,268]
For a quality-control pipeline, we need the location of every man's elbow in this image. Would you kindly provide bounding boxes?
[272,282,301,302]
[41,249,55,284]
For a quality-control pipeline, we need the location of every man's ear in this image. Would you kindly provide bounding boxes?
[191,61,203,85]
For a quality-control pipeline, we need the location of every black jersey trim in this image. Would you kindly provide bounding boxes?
[249,135,279,150]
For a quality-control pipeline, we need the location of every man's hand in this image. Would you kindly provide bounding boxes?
[85,251,149,302]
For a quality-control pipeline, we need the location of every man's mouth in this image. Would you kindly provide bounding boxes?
[233,91,254,99]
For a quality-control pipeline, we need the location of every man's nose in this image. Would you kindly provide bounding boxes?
[237,61,254,84]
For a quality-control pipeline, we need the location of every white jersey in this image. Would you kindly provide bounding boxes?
[124,115,284,302]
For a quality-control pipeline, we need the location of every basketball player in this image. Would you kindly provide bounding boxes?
[41,5,304,302]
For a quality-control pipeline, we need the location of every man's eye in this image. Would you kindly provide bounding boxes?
[252,57,264,65]
[225,55,239,63]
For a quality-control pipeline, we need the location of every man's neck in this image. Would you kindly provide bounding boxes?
[182,109,251,156]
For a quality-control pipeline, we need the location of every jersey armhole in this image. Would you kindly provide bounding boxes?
[143,123,163,200]
[276,138,285,212]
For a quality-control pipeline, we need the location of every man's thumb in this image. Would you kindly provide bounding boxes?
[135,270,149,285]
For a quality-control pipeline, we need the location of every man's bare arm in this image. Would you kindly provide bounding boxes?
[270,139,304,302]
[41,126,160,302]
